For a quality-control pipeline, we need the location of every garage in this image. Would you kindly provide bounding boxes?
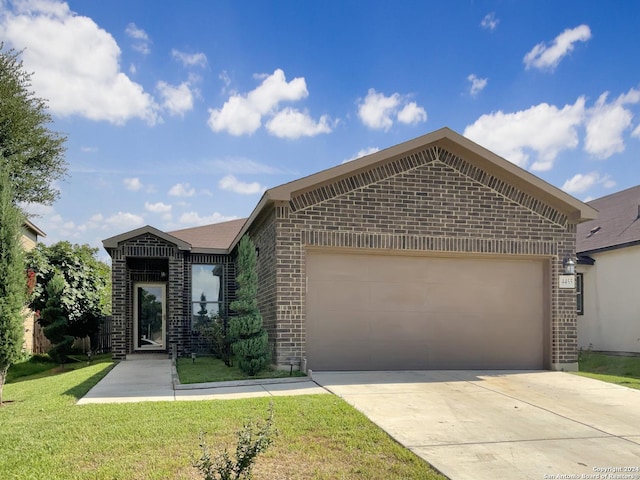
[306,250,547,371]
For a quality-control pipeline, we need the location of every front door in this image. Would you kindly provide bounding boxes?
[134,283,166,351]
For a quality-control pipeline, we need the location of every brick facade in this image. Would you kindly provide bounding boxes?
[250,145,579,369]
[109,233,234,359]
[105,129,590,370]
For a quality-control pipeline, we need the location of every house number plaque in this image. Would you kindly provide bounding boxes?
[558,274,575,289]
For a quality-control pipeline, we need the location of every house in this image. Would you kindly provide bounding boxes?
[576,185,640,355]
[21,219,47,353]
[103,127,597,371]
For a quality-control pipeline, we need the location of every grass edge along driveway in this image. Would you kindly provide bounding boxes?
[1,360,446,480]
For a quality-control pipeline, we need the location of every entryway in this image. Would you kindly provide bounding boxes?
[133,283,166,351]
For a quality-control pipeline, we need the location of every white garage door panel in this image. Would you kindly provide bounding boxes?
[306,251,545,370]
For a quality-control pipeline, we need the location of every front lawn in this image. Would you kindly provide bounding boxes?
[176,355,304,384]
[577,351,640,390]
[1,359,445,479]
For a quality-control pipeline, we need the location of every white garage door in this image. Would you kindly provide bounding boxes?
[306,251,545,370]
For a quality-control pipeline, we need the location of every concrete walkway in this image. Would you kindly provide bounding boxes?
[77,356,327,404]
[313,370,640,480]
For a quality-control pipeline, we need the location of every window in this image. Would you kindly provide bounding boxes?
[192,264,223,329]
[576,273,584,316]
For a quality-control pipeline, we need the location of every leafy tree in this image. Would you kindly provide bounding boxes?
[0,44,67,206]
[39,274,73,365]
[229,236,269,376]
[26,242,110,350]
[0,170,26,405]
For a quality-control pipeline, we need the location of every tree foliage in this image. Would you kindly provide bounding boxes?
[0,44,67,206]
[39,274,73,365]
[0,170,26,404]
[229,236,269,376]
[26,242,111,349]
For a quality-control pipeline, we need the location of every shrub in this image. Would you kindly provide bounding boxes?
[229,236,269,376]
[195,404,275,480]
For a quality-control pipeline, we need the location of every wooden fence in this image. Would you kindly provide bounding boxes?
[29,316,112,355]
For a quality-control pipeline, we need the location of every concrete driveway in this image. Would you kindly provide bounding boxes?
[312,370,640,480]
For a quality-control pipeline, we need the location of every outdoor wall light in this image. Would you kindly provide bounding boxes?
[255,247,260,258]
[563,256,576,275]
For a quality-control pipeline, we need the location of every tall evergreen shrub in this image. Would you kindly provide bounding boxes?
[229,236,269,376]
[0,170,26,404]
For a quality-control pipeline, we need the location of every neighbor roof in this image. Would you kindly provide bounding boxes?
[577,185,640,254]
[24,219,46,238]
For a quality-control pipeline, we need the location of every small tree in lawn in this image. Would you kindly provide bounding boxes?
[0,170,26,405]
[39,274,74,366]
[229,236,269,376]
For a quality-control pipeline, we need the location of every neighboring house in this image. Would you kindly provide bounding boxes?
[21,219,47,353]
[576,185,640,355]
[103,127,596,372]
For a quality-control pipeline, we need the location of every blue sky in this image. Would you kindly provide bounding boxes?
[2,0,640,259]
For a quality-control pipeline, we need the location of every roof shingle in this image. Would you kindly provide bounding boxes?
[168,218,246,250]
[576,185,640,254]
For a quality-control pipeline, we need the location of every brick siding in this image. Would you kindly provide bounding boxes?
[109,233,236,360]
[252,145,578,368]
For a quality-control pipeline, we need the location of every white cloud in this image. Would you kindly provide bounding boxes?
[358,89,401,130]
[219,70,232,92]
[124,177,144,191]
[207,69,309,136]
[265,108,333,138]
[523,24,591,71]
[168,183,196,197]
[104,211,145,230]
[358,89,427,130]
[145,201,172,213]
[218,175,265,195]
[125,22,150,55]
[562,172,600,194]
[467,74,488,96]
[480,12,499,31]
[81,146,97,153]
[464,97,586,170]
[343,147,380,163]
[633,124,640,138]
[0,0,159,124]
[397,102,427,125]
[177,211,238,227]
[209,158,282,175]
[562,172,616,194]
[156,81,194,116]
[171,49,207,68]
[584,89,640,159]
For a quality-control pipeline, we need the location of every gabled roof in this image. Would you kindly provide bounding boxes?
[230,127,598,249]
[577,185,640,254]
[102,220,248,254]
[23,219,46,238]
[102,225,192,251]
[169,218,246,251]
[102,127,599,255]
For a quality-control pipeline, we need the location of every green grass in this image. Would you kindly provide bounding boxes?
[576,351,640,390]
[177,355,304,384]
[1,360,445,479]
[6,353,113,383]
